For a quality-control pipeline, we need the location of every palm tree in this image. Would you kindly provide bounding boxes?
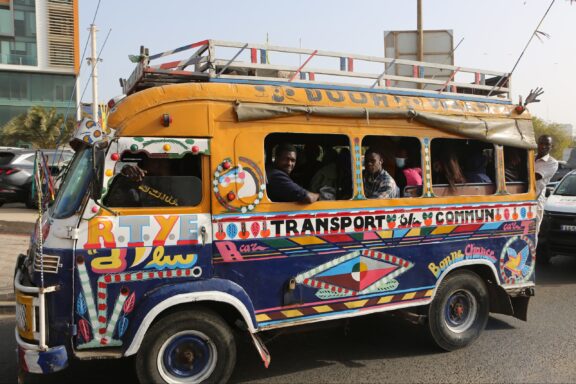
[0,106,76,148]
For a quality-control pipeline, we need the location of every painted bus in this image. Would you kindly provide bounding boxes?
[14,40,538,383]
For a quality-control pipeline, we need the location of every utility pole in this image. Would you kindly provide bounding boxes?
[417,0,423,62]
[88,24,99,122]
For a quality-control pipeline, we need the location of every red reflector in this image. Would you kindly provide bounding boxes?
[5,168,19,175]
[0,169,4,175]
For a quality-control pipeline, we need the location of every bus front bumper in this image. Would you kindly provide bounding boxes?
[16,331,68,374]
[14,260,68,374]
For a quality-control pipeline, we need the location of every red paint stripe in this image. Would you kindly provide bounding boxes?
[322,234,354,243]
[453,224,483,233]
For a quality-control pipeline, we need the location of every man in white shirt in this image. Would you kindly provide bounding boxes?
[534,135,558,237]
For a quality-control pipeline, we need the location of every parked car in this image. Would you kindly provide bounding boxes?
[0,148,73,208]
[537,169,576,263]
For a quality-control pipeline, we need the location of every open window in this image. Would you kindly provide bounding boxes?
[361,136,422,198]
[503,145,529,194]
[264,133,352,202]
[431,138,496,196]
[104,152,202,207]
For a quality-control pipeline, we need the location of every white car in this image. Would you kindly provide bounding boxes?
[538,170,576,263]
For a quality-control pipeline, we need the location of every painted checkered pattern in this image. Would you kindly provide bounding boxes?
[353,137,365,199]
[422,138,434,197]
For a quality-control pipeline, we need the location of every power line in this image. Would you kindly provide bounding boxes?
[488,0,556,96]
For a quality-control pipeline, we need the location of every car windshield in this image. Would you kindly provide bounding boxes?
[51,147,93,219]
[554,175,576,197]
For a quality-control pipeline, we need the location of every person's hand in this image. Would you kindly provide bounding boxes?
[121,164,146,182]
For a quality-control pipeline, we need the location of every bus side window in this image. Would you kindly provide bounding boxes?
[504,145,529,194]
[264,133,353,202]
[431,138,496,197]
[104,152,203,207]
[361,136,422,198]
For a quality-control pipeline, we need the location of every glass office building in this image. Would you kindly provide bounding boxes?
[0,0,78,127]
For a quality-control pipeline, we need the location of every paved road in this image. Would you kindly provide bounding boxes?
[0,204,38,223]
[2,256,576,384]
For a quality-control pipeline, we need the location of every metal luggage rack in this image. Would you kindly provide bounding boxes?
[121,39,511,101]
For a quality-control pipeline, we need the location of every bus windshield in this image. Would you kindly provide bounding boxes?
[51,146,93,219]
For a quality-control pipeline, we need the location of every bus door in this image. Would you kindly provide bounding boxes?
[73,137,211,349]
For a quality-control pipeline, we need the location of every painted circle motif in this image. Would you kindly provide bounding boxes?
[213,157,266,213]
[351,262,367,282]
[499,235,535,284]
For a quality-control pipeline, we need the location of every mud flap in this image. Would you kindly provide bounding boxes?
[510,296,530,322]
[249,332,271,368]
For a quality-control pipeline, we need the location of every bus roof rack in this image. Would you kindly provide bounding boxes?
[121,39,511,101]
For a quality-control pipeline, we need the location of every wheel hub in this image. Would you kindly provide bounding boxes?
[158,331,217,382]
[444,289,477,333]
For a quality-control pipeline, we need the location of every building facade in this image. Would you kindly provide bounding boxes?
[0,0,79,127]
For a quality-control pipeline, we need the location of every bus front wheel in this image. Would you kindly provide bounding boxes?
[135,309,236,384]
[427,270,489,351]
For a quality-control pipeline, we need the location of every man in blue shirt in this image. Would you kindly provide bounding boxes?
[266,143,319,203]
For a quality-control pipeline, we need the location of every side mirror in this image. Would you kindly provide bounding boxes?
[91,142,107,200]
[545,188,552,198]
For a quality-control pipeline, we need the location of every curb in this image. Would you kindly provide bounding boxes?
[0,301,15,315]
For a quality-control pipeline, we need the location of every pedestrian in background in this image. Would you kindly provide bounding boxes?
[534,135,559,236]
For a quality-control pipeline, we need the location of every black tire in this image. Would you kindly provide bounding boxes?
[135,309,236,384]
[427,270,489,351]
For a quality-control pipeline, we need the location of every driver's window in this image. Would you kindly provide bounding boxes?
[104,152,202,207]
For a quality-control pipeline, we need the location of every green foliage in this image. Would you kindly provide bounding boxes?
[0,106,76,149]
[532,116,574,160]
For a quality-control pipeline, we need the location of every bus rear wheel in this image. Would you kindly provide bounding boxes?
[135,309,236,384]
[427,270,489,351]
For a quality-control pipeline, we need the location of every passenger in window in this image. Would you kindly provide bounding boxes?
[504,146,524,182]
[309,148,352,200]
[266,143,319,203]
[432,151,466,190]
[291,143,322,189]
[394,143,423,196]
[363,148,399,199]
[463,144,492,183]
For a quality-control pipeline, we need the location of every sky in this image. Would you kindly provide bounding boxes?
[79,0,576,127]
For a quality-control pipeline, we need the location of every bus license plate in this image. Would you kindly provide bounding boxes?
[560,225,576,232]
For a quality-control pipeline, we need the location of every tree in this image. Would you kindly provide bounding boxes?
[532,116,574,160]
[0,106,76,148]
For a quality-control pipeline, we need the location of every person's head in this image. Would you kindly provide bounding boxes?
[537,135,553,158]
[395,147,408,169]
[505,147,522,167]
[364,148,384,175]
[274,143,298,175]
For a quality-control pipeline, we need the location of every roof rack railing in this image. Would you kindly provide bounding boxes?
[121,39,511,101]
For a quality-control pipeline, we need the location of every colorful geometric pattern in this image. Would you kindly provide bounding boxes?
[353,137,365,199]
[213,156,266,213]
[75,253,203,349]
[422,138,434,197]
[213,217,535,264]
[296,249,413,299]
[255,287,433,326]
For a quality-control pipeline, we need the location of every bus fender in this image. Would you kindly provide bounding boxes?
[123,278,257,357]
